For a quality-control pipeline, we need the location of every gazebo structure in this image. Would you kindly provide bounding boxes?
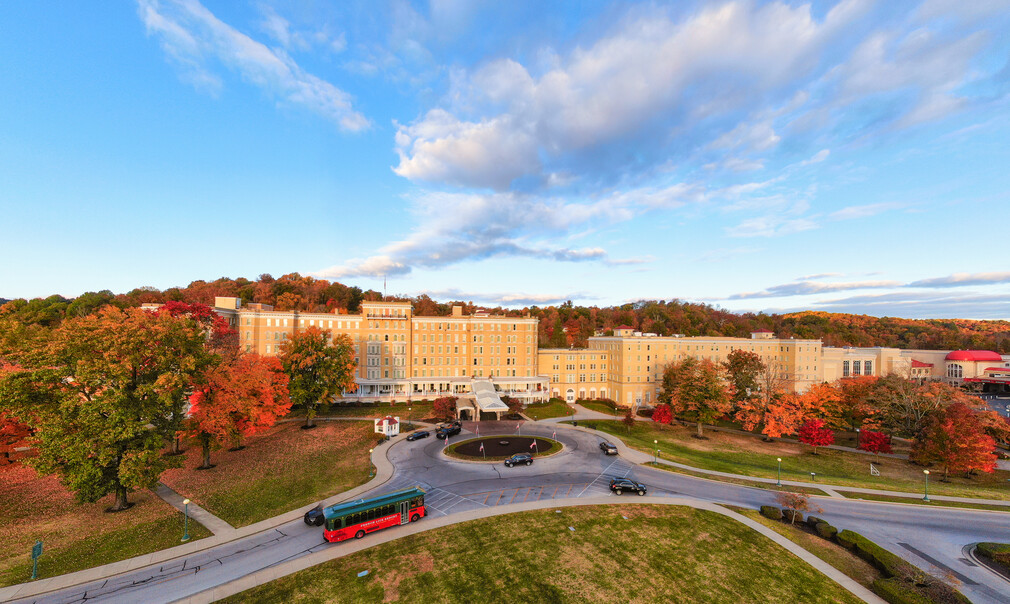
[454,379,510,421]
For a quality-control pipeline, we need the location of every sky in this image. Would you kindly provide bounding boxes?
[3,1,1010,319]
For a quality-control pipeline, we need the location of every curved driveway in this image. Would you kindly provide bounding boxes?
[6,421,1010,604]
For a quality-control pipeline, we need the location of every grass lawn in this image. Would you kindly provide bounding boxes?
[581,420,1010,500]
[837,491,1010,512]
[644,462,830,496]
[160,421,374,527]
[289,401,435,420]
[577,400,620,415]
[735,508,881,591]
[524,399,575,420]
[0,465,211,588]
[221,505,862,604]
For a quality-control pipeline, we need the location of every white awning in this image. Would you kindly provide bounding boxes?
[470,379,509,412]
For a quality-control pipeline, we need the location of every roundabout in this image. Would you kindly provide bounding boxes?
[445,435,561,460]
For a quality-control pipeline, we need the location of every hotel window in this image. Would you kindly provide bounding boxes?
[864,361,872,375]
[947,364,963,379]
[853,361,861,376]
[842,361,850,377]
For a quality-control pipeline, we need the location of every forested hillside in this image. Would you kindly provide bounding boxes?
[3,274,1009,352]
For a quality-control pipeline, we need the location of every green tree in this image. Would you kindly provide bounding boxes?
[0,307,210,511]
[659,357,733,438]
[279,327,356,429]
[723,349,764,403]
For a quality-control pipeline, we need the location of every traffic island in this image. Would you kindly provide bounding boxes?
[444,436,562,461]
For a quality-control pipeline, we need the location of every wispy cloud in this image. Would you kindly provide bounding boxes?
[907,271,1010,288]
[829,202,905,220]
[138,0,367,131]
[728,279,902,300]
[413,288,596,308]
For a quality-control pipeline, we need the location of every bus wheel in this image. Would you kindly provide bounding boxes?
[355,530,365,539]
[410,514,420,523]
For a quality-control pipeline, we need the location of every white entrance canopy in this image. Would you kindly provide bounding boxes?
[470,379,509,414]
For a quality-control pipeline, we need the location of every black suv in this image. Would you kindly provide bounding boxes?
[609,478,647,495]
[504,453,533,468]
[303,504,325,526]
[599,441,618,455]
[435,421,462,439]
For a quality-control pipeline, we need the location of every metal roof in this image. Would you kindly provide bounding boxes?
[471,379,509,412]
[324,487,425,520]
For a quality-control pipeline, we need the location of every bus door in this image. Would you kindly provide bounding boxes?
[399,501,409,525]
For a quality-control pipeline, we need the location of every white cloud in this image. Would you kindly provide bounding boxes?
[829,202,904,220]
[725,215,818,238]
[799,149,830,166]
[138,0,368,131]
[907,271,1010,288]
[728,279,903,299]
[392,0,868,190]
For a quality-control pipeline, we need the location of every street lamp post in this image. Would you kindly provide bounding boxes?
[182,498,191,542]
[776,457,782,487]
[369,448,374,478]
[923,470,931,502]
[408,407,412,430]
[654,439,659,464]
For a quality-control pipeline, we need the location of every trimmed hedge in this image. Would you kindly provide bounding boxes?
[815,522,837,540]
[783,510,804,524]
[872,578,934,604]
[835,530,970,604]
[806,516,825,527]
[760,506,782,520]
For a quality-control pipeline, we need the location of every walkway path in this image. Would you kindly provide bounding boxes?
[154,483,236,536]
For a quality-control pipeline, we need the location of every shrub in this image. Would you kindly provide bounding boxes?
[815,522,837,540]
[806,515,825,527]
[872,577,934,604]
[637,407,655,418]
[760,505,782,520]
[784,511,804,524]
[836,529,857,550]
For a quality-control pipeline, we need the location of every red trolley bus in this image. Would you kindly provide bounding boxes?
[322,487,426,543]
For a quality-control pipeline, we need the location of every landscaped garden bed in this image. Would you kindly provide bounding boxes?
[444,436,562,461]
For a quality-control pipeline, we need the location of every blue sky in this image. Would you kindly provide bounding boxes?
[3,0,1010,319]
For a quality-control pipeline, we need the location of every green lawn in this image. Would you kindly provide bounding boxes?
[161,421,374,527]
[645,462,830,496]
[837,491,1010,512]
[736,508,880,591]
[582,420,1010,500]
[222,505,862,604]
[0,465,210,588]
[524,399,575,420]
[577,400,620,415]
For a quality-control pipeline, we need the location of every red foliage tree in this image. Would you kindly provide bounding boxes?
[911,402,997,480]
[0,411,32,466]
[652,403,673,427]
[432,396,458,422]
[857,430,892,455]
[187,354,291,469]
[798,419,835,454]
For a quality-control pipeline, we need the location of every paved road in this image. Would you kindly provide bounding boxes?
[11,422,1010,604]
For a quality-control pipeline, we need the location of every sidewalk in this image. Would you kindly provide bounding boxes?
[155,483,236,536]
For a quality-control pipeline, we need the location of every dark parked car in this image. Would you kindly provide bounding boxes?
[303,504,325,526]
[406,430,430,441]
[435,423,462,439]
[609,478,647,495]
[599,441,618,455]
[504,453,533,468]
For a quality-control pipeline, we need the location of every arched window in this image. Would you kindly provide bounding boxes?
[947,364,963,379]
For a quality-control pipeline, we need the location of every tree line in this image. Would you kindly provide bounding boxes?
[0,302,356,511]
[4,275,1010,351]
[652,350,1009,480]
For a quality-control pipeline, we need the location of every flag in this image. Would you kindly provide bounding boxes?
[516,422,521,431]
[552,430,556,439]
[530,441,536,449]
[479,443,484,451]
[870,463,880,476]
[475,426,479,436]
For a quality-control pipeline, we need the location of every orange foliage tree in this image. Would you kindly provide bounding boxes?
[659,357,733,438]
[911,402,997,480]
[0,410,32,466]
[187,354,291,469]
[279,327,356,429]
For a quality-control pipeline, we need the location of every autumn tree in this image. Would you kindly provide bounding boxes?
[155,301,237,453]
[798,419,835,454]
[723,349,764,403]
[622,408,636,432]
[652,403,673,427]
[736,392,810,439]
[911,402,997,480]
[187,354,291,469]
[659,357,733,438]
[502,395,523,417]
[775,491,821,525]
[0,410,32,466]
[433,396,458,421]
[0,307,210,511]
[279,327,356,429]
[831,376,879,431]
[868,375,970,438]
[857,430,893,455]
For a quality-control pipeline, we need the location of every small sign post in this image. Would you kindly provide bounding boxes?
[31,540,43,580]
